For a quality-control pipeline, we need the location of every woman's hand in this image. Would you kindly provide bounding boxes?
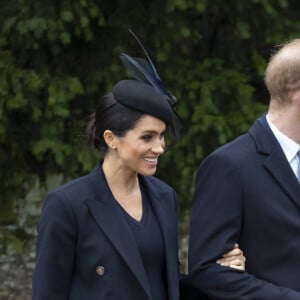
[216,243,246,271]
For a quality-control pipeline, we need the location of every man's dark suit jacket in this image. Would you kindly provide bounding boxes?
[32,162,180,300]
[187,114,300,299]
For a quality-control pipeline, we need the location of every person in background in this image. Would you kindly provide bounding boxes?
[187,38,300,299]
[32,31,245,300]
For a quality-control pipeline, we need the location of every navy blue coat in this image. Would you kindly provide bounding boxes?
[32,162,180,300]
[188,115,300,299]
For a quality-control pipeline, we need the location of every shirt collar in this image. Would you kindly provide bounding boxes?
[266,114,300,163]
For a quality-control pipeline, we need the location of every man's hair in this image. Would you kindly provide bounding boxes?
[264,38,300,103]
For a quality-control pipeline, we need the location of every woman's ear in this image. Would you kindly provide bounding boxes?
[103,130,118,150]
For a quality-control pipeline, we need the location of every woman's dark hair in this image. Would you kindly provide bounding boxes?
[86,92,143,152]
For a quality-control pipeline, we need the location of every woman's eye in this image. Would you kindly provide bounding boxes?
[141,135,153,141]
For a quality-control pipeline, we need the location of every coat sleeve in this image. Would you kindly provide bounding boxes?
[187,154,300,300]
[32,191,77,300]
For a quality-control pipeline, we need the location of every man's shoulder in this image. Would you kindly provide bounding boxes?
[213,132,253,158]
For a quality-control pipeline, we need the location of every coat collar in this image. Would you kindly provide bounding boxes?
[249,114,300,206]
[84,162,178,300]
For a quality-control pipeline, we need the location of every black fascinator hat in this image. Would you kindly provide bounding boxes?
[112,30,181,147]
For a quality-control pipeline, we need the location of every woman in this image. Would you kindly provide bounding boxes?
[32,34,245,300]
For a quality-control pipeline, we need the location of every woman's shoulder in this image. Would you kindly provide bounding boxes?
[55,173,89,192]
[45,173,92,207]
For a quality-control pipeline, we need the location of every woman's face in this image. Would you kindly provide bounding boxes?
[115,115,166,176]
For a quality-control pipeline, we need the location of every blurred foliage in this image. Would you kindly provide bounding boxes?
[1,0,300,236]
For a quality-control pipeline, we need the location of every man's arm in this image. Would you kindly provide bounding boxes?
[187,153,300,300]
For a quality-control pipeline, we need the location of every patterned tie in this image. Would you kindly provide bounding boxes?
[297,150,300,183]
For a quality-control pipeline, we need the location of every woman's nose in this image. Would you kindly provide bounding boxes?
[152,139,165,154]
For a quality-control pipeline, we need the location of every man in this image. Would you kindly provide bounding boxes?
[187,39,300,299]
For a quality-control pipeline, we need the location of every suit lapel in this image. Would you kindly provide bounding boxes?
[85,163,152,300]
[141,177,179,300]
[249,115,300,208]
[264,148,300,204]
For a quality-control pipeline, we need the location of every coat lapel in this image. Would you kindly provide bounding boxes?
[85,163,152,300]
[249,115,300,208]
[141,176,179,300]
[264,147,300,203]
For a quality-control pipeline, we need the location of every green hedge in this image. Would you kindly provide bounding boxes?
[1,0,300,234]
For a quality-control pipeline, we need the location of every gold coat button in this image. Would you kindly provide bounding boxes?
[96,265,105,276]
